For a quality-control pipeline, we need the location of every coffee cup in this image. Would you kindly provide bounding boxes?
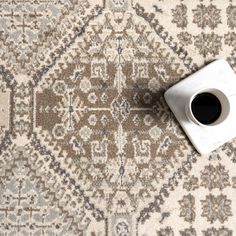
[185,88,231,127]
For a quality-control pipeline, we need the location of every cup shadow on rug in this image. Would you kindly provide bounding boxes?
[130,87,192,145]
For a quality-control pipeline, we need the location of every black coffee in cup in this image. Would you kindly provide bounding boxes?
[191,92,222,125]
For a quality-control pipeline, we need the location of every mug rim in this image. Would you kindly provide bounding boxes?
[186,88,230,127]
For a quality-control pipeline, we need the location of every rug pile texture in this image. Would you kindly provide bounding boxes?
[0,0,236,235]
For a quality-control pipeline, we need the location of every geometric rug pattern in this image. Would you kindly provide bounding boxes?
[0,0,236,235]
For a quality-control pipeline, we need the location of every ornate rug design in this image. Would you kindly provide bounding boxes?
[0,0,236,235]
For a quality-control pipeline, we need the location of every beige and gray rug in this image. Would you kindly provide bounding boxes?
[0,0,236,235]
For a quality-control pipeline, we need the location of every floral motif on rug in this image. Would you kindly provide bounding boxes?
[0,0,236,235]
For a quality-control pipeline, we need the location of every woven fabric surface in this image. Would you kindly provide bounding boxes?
[0,0,236,235]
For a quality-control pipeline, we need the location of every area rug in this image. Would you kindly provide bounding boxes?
[0,0,236,235]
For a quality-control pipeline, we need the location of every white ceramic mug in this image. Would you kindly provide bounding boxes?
[185,88,231,127]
